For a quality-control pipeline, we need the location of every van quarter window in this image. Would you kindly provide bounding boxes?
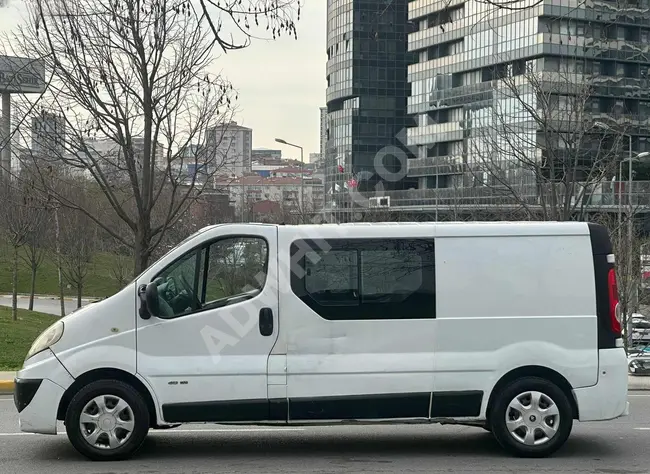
[291,238,435,320]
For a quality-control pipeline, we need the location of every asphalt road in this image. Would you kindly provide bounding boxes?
[0,296,86,316]
[1,393,650,473]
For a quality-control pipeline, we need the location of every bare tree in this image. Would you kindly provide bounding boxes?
[19,205,50,311]
[0,182,43,320]
[8,0,244,275]
[59,209,98,308]
[468,60,624,221]
[196,0,301,52]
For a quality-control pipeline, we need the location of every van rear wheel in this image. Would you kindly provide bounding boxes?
[489,377,573,458]
[65,379,150,461]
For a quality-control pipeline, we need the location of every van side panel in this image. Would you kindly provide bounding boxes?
[434,232,598,418]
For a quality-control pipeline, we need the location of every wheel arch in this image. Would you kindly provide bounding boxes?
[486,365,579,421]
[57,368,158,427]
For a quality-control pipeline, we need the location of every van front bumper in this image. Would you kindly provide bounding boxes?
[14,349,74,435]
[15,379,66,435]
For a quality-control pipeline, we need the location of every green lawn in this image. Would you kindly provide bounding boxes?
[0,307,56,370]
[0,245,126,298]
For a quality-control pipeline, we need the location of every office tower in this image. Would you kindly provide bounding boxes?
[325,0,416,211]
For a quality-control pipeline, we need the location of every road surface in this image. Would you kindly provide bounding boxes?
[0,296,88,316]
[0,392,649,473]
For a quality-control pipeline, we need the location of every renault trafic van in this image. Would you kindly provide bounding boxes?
[13,221,629,460]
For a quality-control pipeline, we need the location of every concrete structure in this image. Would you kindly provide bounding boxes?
[207,121,253,178]
[0,55,45,180]
[31,111,66,157]
[325,0,416,213]
[215,175,324,217]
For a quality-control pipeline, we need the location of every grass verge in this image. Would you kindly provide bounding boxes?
[0,307,57,371]
[0,245,125,298]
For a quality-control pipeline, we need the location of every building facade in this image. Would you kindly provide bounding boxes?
[215,175,325,218]
[325,0,416,212]
[31,111,66,157]
[403,0,650,212]
[207,121,253,179]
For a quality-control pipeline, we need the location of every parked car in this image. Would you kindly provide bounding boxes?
[14,221,628,460]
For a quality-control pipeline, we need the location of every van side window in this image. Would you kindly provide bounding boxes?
[152,236,268,318]
[291,238,435,320]
[304,250,359,307]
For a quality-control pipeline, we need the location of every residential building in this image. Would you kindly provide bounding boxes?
[325,0,416,212]
[403,0,650,214]
[309,152,323,164]
[71,137,165,181]
[206,121,253,178]
[31,111,66,157]
[215,175,325,218]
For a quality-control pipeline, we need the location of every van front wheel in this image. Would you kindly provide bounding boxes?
[489,377,573,458]
[65,379,150,461]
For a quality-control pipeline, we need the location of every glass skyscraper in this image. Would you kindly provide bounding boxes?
[325,0,416,212]
[406,0,650,210]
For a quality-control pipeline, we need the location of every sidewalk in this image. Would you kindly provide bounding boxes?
[0,294,100,303]
[1,372,650,394]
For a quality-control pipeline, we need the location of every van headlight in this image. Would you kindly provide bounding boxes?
[25,321,64,361]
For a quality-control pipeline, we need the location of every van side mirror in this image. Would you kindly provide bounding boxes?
[145,282,161,318]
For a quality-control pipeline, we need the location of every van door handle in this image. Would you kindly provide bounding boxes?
[259,308,273,336]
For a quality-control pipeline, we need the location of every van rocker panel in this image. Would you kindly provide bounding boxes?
[160,391,483,423]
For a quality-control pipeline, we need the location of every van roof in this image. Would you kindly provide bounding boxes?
[217,221,594,237]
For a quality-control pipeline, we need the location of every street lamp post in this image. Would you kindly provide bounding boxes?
[275,138,304,221]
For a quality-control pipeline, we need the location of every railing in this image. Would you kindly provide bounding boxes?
[330,180,650,210]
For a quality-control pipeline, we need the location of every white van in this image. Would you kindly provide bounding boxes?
[13,221,628,460]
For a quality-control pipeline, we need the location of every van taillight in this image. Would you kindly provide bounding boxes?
[607,268,622,336]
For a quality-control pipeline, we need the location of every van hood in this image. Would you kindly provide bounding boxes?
[51,283,138,359]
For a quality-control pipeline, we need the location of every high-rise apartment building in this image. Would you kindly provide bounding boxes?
[206,121,253,178]
[406,0,650,208]
[325,0,416,210]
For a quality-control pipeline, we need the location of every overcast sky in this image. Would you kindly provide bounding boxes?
[0,1,326,159]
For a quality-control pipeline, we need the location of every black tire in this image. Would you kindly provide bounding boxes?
[489,376,573,458]
[65,379,150,461]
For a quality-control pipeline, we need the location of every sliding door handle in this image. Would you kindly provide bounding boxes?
[259,307,274,336]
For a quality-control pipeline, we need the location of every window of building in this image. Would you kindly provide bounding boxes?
[291,239,436,320]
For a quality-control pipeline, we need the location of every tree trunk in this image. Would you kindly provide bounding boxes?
[29,263,37,311]
[77,284,82,309]
[54,207,66,318]
[12,245,19,321]
[133,225,151,276]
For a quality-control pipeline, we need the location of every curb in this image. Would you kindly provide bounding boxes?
[0,380,14,394]
[2,376,650,395]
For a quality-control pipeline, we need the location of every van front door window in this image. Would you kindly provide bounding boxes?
[152,236,268,318]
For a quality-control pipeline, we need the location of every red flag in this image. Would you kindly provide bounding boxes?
[338,164,344,173]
